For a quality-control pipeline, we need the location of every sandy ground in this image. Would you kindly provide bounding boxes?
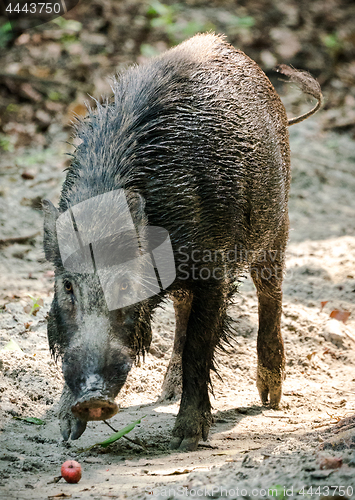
[0,110,355,499]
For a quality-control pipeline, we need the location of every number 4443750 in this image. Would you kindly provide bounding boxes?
[299,485,353,496]
[5,3,62,14]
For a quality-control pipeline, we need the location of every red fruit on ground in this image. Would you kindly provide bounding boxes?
[61,460,82,483]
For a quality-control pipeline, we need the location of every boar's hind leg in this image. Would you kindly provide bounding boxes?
[170,289,223,451]
[59,383,87,441]
[160,292,193,401]
[251,229,287,409]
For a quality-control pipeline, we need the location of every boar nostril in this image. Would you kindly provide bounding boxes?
[71,399,119,422]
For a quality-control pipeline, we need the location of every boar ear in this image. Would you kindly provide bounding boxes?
[127,191,146,226]
[42,199,61,264]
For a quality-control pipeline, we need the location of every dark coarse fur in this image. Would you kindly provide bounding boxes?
[44,33,322,450]
[60,31,290,329]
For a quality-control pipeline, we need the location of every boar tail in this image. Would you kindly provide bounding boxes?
[276,64,323,126]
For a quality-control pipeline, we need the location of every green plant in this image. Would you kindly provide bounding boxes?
[0,134,14,152]
[321,32,344,59]
[145,1,254,51]
[50,17,82,46]
[13,416,45,425]
[269,485,286,500]
[60,33,79,45]
[226,13,255,31]
[51,17,82,32]
[147,0,175,26]
[6,103,20,113]
[99,417,145,447]
[146,1,215,45]
[79,416,145,453]
[1,338,22,351]
[27,294,43,316]
[48,90,62,101]
[0,21,13,48]
[16,148,58,167]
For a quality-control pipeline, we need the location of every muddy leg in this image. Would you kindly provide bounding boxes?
[170,288,225,451]
[160,292,193,400]
[251,230,287,409]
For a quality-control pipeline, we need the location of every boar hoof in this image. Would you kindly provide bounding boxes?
[256,364,284,409]
[170,436,200,451]
[170,407,211,451]
[59,384,87,440]
[60,412,87,441]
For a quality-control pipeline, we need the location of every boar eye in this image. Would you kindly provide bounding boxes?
[64,280,73,293]
[121,280,129,291]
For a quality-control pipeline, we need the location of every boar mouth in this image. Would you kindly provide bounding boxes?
[71,398,119,422]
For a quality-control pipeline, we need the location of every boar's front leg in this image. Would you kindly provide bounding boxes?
[160,292,193,401]
[251,225,287,409]
[58,383,87,441]
[170,288,224,451]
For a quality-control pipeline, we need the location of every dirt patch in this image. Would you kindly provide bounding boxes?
[0,114,355,499]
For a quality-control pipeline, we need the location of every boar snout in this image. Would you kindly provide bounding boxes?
[72,397,119,422]
[70,373,119,422]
